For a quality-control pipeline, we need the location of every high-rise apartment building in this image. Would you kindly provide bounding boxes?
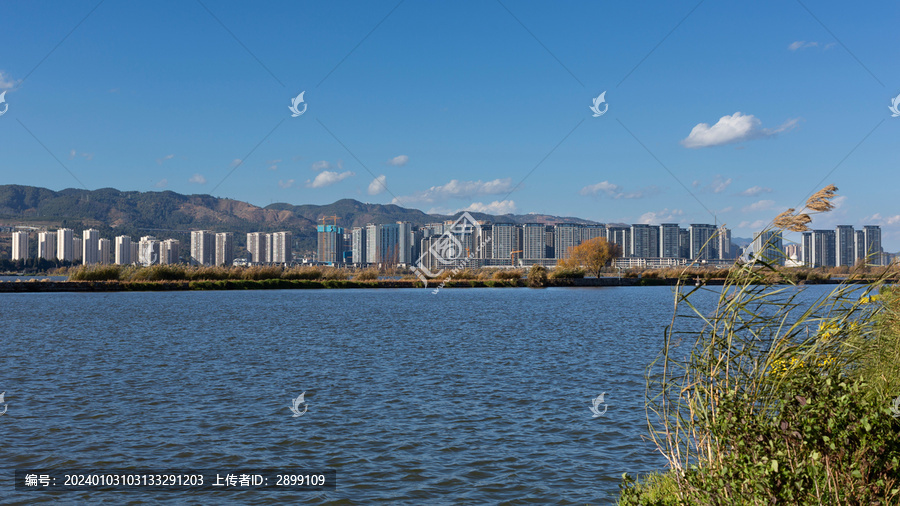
[56,228,74,262]
[659,224,681,258]
[351,227,367,265]
[82,229,100,265]
[247,232,268,264]
[630,224,659,258]
[522,223,546,260]
[397,222,413,265]
[115,236,132,265]
[606,226,631,257]
[139,236,160,266]
[11,231,29,261]
[365,224,378,264]
[716,226,732,260]
[802,230,836,267]
[215,232,233,266]
[835,225,856,267]
[98,238,110,264]
[751,230,784,265]
[689,224,717,260]
[271,232,292,264]
[492,223,520,263]
[161,239,181,264]
[190,230,214,266]
[38,232,56,261]
[855,230,866,265]
[555,224,582,259]
[863,225,883,265]
[317,225,344,264]
[73,238,83,262]
[265,233,275,263]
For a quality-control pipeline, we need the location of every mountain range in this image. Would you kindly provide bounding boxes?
[0,185,598,252]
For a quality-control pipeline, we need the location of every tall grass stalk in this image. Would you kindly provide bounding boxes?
[638,186,899,503]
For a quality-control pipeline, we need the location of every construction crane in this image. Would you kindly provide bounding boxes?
[510,249,523,267]
[318,215,339,227]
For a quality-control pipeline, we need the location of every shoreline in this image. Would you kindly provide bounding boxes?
[0,277,873,292]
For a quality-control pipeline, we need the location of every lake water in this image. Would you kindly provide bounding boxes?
[0,285,839,504]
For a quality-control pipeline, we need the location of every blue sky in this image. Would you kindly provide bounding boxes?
[1,1,898,247]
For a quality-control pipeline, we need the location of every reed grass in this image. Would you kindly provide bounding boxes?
[621,186,900,504]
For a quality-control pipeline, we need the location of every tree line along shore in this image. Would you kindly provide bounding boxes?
[0,263,897,292]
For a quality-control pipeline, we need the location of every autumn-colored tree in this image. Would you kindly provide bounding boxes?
[560,237,622,277]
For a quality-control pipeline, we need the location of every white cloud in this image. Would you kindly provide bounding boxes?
[154,178,168,188]
[831,195,847,210]
[368,175,387,195]
[789,41,818,51]
[579,180,652,199]
[742,199,776,213]
[707,175,732,194]
[789,41,834,51]
[387,155,409,167]
[681,112,799,148]
[311,160,332,171]
[463,200,517,215]
[863,213,900,226]
[189,173,207,184]
[740,185,773,197]
[0,71,18,90]
[68,150,93,161]
[738,219,768,230]
[306,170,354,188]
[393,178,514,204]
[267,159,281,171]
[156,154,175,165]
[278,179,295,189]
[639,208,684,224]
[230,158,242,168]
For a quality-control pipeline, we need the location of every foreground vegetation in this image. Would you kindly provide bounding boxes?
[619,186,900,504]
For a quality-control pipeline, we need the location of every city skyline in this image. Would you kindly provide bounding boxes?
[3,218,889,266]
[1,2,897,250]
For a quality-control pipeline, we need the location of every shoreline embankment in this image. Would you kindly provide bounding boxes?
[0,277,869,292]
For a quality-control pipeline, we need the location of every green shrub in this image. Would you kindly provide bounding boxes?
[241,265,284,280]
[320,268,348,281]
[68,264,123,281]
[281,267,323,280]
[528,265,548,288]
[353,269,379,281]
[492,269,524,280]
[549,267,585,279]
[623,246,899,503]
[129,264,188,281]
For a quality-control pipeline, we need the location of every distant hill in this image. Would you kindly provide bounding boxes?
[732,237,753,248]
[0,185,596,253]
